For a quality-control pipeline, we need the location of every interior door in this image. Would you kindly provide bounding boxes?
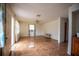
[64,22,67,42]
[29,24,35,37]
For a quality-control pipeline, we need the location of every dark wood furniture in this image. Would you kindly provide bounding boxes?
[72,36,79,56]
[0,48,2,56]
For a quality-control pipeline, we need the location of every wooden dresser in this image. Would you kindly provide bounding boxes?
[72,36,79,56]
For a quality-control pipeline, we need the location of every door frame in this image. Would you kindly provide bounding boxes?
[64,22,67,42]
[28,24,36,37]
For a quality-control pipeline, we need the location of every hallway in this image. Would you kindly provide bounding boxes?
[11,36,67,56]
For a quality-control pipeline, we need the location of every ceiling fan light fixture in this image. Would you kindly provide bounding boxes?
[36,14,41,17]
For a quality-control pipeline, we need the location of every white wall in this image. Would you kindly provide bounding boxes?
[68,4,79,55]
[20,22,28,36]
[42,18,60,41]
[36,23,44,36]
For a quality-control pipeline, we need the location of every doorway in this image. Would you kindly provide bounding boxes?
[28,24,36,37]
[64,22,67,42]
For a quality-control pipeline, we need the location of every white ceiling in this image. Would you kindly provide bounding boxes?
[10,3,72,23]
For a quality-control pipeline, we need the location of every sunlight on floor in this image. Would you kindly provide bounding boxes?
[11,38,35,52]
[28,42,35,48]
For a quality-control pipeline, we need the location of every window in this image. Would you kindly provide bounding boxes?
[29,24,35,30]
[15,20,20,34]
[15,20,20,42]
[11,17,14,46]
[0,5,4,48]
